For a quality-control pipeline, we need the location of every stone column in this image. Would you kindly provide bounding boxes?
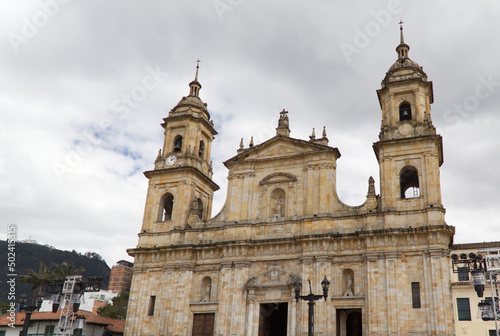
[366,253,381,335]
[215,262,234,335]
[246,289,256,336]
[299,256,314,335]
[231,262,250,335]
[290,287,297,336]
[240,173,250,221]
[319,166,327,214]
[305,167,314,214]
[173,267,194,335]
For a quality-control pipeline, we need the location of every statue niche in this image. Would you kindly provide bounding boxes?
[200,276,212,302]
[270,188,286,218]
[343,269,355,296]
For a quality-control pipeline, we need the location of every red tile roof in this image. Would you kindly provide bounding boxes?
[0,310,124,333]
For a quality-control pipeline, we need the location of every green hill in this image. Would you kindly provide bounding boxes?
[0,240,111,302]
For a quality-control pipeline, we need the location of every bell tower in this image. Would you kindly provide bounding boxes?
[373,25,444,220]
[139,62,219,243]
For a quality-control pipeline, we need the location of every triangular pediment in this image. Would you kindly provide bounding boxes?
[224,135,340,167]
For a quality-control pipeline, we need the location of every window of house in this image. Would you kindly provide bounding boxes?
[44,325,55,336]
[148,295,156,316]
[457,298,471,321]
[0,331,6,336]
[411,282,421,308]
[457,267,469,281]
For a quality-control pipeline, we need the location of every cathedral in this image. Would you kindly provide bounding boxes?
[124,27,456,336]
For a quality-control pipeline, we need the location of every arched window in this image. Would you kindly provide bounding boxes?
[270,188,286,218]
[158,193,174,221]
[198,140,205,158]
[173,136,183,152]
[400,166,420,199]
[399,102,412,121]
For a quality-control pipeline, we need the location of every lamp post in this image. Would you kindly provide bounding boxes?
[18,293,43,336]
[451,252,486,297]
[294,276,330,336]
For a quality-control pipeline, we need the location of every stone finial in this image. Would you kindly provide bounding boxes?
[367,176,376,197]
[237,138,246,153]
[310,127,329,145]
[249,136,254,147]
[155,149,162,162]
[208,161,213,178]
[276,109,290,137]
[396,21,410,61]
[309,128,316,140]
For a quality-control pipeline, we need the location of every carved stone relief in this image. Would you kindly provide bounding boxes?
[264,264,286,282]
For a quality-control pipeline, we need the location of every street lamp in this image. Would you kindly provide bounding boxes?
[74,315,86,336]
[451,252,486,297]
[294,276,330,336]
[478,299,495,321]
[18,293,43,336]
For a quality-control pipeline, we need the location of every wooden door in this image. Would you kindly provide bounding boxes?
[192,313,215,336]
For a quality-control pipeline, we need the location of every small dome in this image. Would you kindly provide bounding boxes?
[173,95,207,111]
[383,57,427,83]
[388,57,422,73]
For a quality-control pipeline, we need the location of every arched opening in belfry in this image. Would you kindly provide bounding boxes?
[198,140,205,158]
[270,188,286,218]
[158,193,174,221]
[399,102,412,121]
[173,135,183,152]
[400,166,420,199]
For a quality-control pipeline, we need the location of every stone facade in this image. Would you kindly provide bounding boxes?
[125,29,456,336]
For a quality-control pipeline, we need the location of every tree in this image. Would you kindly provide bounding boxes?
[97,292,129,319]
[52,262,85,279]
[84,251,104,261]
[19,261,56,302]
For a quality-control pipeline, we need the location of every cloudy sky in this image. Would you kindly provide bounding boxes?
[1,1,499,267]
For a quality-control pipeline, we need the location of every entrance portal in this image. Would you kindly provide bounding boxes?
[337,309,362,336]
[258,302,287,336]
[192,313,215,336]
